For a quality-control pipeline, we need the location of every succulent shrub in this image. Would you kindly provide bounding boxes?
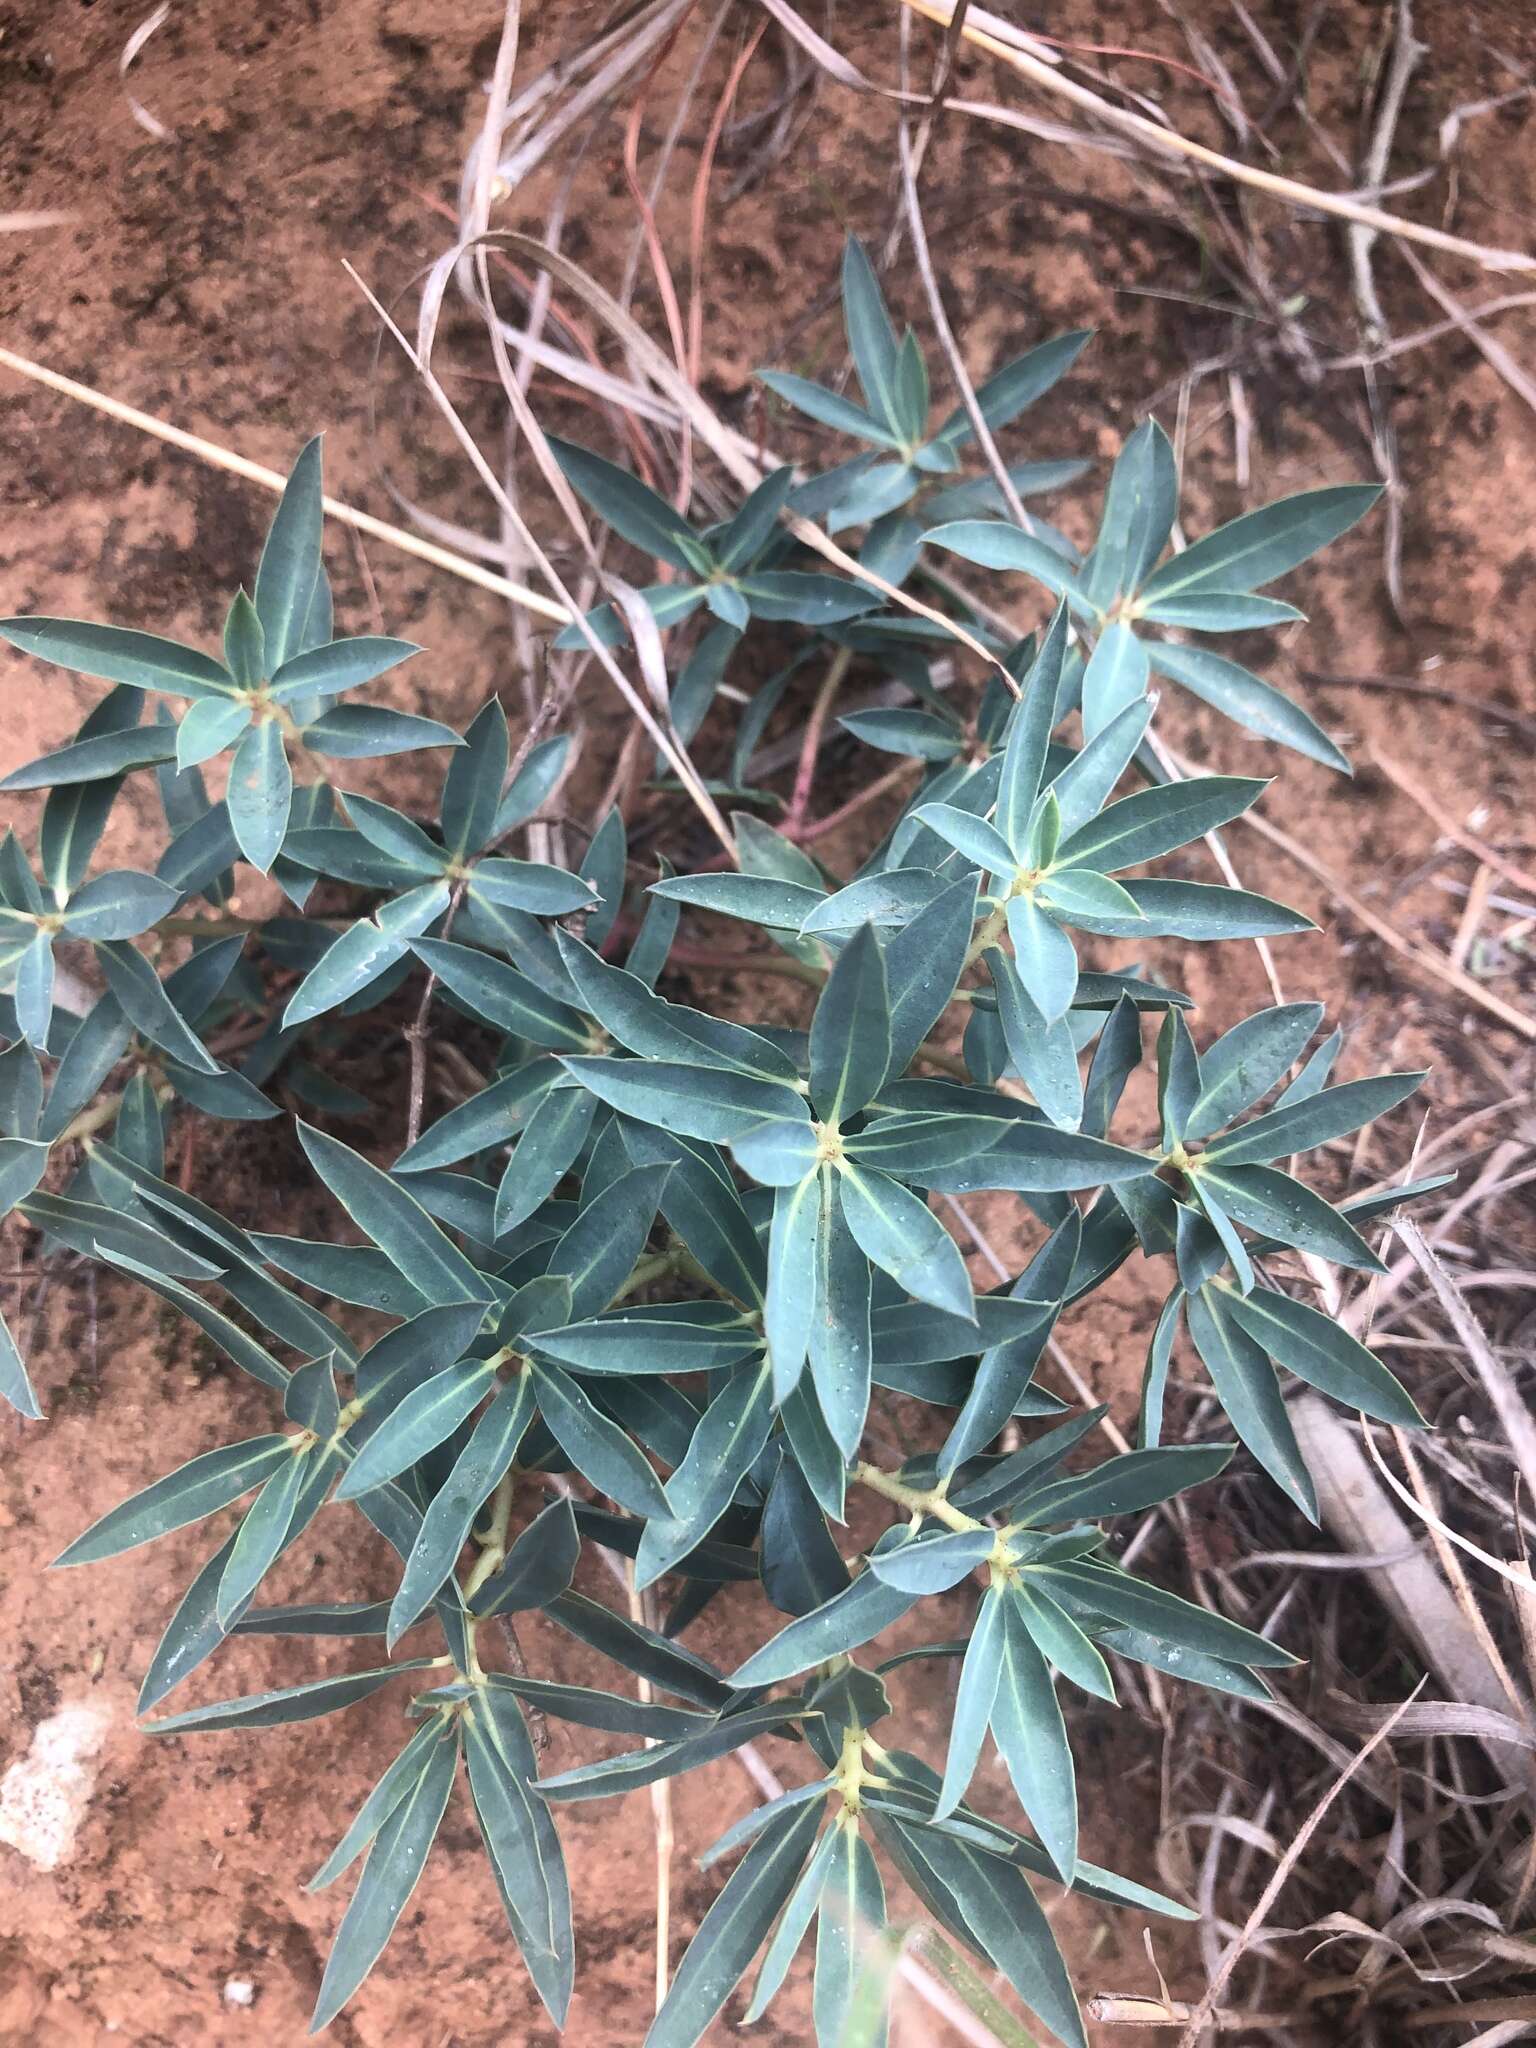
[0,242,1438,2042]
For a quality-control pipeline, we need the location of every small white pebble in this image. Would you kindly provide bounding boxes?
[0,1703,112,1872]
[224,1979,257,2009]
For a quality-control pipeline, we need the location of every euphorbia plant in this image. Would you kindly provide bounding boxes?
[0,244,1439,2044]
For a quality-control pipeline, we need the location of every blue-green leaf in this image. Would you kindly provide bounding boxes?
[837,1165,973,1320]
[562,1056,809,1147]
[840,708,963,760]
[758,370,892,443]
[813,1824,885,2047]
[766,1171,820,1400]
[997,603,1068,849]
[0,617,234,699]
[388,1372,537,1642]
[269,635,419,704]
[994,1592,1076,1880]
[309,1715,458,2031]
[1056,776,1267,874]
[463,1685,574,2025]
[1225,1285,1424,1426]
[1186,1003,1323,1140]
[469,857,595,916]
[1138,485,1381,601]
[731,1564,918,1687]
[645,1799,825,2048]
[175,697,252,772]
[934,1586,1005,1818]
[411,938,588,1050]
[1197,1161,1387,1271]
[1148,643,1349,772]
[492,1084,598,1235]
[1204,1071,1424,1165]
[146,1661,432,1737]
[912,804,1016,874]
[92,940,219,1073]
[1186,1283,1316,1519]
[810,923,890,1121]
[531,1361,670,1518]
[987,947,1083,1131]
[309,1715,454,1891]
[842,236,903,434]
[284,882,448,1027]
[636,1359,775,1587]
[809,1170,874,1457]
[549,436,699,570]
[54,1434,293,1565]
[336,1358,497,1500]
[556,930,796,1080]
[469,1495,581,1617]
[217,1444,324,1625]
[1081,418,1177,607]
[225,716,292,873]
[870,1528,992,1595]
[298,1124,493,1306]
[2,724,178,791]
[1080,622,1148,739]
[1005,893,1078,1025]
[254,438,325,673]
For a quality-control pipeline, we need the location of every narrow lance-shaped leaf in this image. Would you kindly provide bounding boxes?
[1203,1071,1425,1166]
[814,1824,886,2047]
[996,602,1069,851]
[388,1372,537,1645]
[837,1165,973,1321]
[1225,1285,1425,1426]
[934,1586,1006,1819]
[1138,484,1382,601]
[1185,1003,1322,1141]
[217,1445,319,1626]
[309,1717,460,2032]
[1186,1283,1317,1521]
[54,1435,294,1566]
[463,1683,575,2026]
[298,1124,493,1307]
[309,1715,454,1892]
[810,923,891,1122]
[145,1661,434,1736]
[766,1171,820,1401]
[254,436,325,672]
[993,1590,1077,1880]
[808,1168,875,1459]
[0,617,235,699]
[743,1825,841,2023]
[644,1799,825,2048]
[334,1358,497,1502]
[636,1360,775,1588]
[531,1361,671,1519]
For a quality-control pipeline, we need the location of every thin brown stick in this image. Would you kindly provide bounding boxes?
[1185,765,1536,1040]
[343,261,737,861]
[786,647,852,830]
[1174,1689,1421,2046]
[0,344,569,625]
[1370,745,1536,901]
[895,0,1536,274]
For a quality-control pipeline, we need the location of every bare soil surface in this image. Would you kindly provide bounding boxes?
[1,0,1534,2042]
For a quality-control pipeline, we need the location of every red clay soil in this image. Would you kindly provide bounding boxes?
[1,1,1534,2043]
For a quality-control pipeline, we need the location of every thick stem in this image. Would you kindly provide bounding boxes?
[461,1467,519,1681]
[610,1247,687,1305]
[853,1459,983,1533]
